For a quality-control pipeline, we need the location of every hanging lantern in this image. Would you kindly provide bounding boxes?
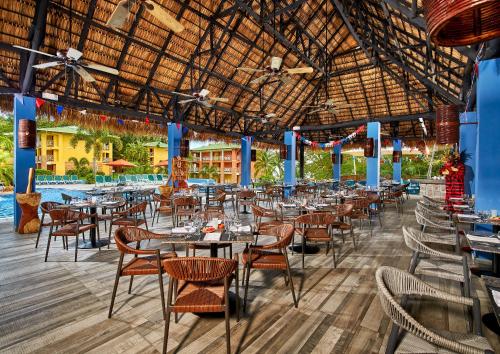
[424,0,500,46]
[332,153,343,164]
[364,138,375,157]
[436,105,459,144]
[279,145,288,160]
[393,150,402,163]
[18,119,37,149]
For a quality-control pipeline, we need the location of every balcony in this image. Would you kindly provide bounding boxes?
[223,168,232,173]
[46,140,55,147]
[46,155,55,162]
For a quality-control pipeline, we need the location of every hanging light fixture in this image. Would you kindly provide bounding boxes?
[435,105,459,144]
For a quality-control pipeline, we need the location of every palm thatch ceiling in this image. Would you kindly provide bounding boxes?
[0,0,473,142]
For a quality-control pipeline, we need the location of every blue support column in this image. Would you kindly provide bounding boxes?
[459,112,477,196]
[284,131,296,197]
[13,96,37,230]
[333,144,341,181]
[366,122,381,188]
[392,139,402,183]
[240,136,252,187]
[167,122,182,185]
[475,59,500,213]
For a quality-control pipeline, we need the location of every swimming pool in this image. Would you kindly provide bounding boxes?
[0,188,87,219]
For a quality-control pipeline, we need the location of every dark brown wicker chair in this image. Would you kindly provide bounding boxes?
[173,196,199,226]
[236,190,255,215]
[108,201,149,248]
[329,203,356,247]
[162,256,239,354]
[35,201,63,248]
[346,197,372,237]
[251,204,282,236]
[294,212,339,268]
[152,193,173,226]
[187,211,233,258]
[382,189,404,214]
[108,227,177,319]
[98,196,126,232]
[45,208,99,262]
[367,192,383,227]
[206,189,226,213]
[242,223,297,310]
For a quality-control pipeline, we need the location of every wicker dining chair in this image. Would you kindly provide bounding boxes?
[346,197,373,237]
[329,203,356,248]
[108,201,149,248]
[98,196,126,232]
[152,193,173,226]
[45,208,99,262]
[173,196,199,226]
[162,256,239,354]
[416,200,451,220]
[236,190,255,215]
[251,204,282,236]
[61,193,73,204]
[294,212,338,268]
[35,201,64,248]
[402,226,471,298]
[206,189,226,213]
[108,227,177,319]
[242,223,297,310]
[414,209,458,249]
[376,266,493,354]
[382,189,405,214]
[187,211,233,258]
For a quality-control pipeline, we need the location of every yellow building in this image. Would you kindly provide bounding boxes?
[190,143,255,184]
[143,141,168,167]
[36,126,113,175]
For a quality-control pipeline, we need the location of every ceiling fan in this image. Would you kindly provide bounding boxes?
[237,56,313,85]
[107,0,184,33]
[174,89,229,109]
[244,111,277,124]
[304,99,354,115]
[13,45,119,82]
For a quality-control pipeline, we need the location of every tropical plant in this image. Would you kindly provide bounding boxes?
[69,128,123,176]
[200,165,219,180]
[303,150,332,180]
[123,140,150,166]
[0,149,13,186]
[255,150,282,181]
[36,168,53,176]
[67,157,91,177]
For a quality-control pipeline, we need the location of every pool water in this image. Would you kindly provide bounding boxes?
[0,188,87,219]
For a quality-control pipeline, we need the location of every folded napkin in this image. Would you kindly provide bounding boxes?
[171,227,196,234]
[492,290,500,306]
[453,204,470,209]
[204,232,221,241]
[467,234,500,245]
[281,203,296,208]
[229,225,251,232]
[457,213,480,219]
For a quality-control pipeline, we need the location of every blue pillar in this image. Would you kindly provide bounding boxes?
[333,144,341,181]
[167,122,182,185]
[459,112,477,196]
[392,139,402,183]
[475,58,500,213]
[240,136,252,187]
[13,96,37,229]
[366,122,381,188]
[284,131,296,197]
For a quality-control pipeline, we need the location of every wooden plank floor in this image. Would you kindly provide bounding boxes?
[0,199,499,353]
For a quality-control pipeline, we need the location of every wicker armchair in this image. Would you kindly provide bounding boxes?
[402,226,471,298]
[367,192,383,227]
[236,190,255,214]
[295,212,339,268]
[414,209,458,249]
[98,196,126,232]
[173,196,199,226]
[162,256,239,354]
[187,211,232,258]
[346,197,373,237]
[45,208,99,262]
[416,200,451,220]
[107,201,149,248]
[35,201,64,248]
[152,193,173,226]
[251,204,282,236]
[329,203,356,248]
[376,266,493,354]
[382,190,404,214]
[242,223,297,310]
[422,195,447,208]
[206,189,226,213]
[108,227,177,319]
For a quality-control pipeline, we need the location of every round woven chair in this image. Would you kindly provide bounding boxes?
[414,209,458,249]
[376,266,493,354]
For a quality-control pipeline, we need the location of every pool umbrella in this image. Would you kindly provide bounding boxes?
[104,159,136,173]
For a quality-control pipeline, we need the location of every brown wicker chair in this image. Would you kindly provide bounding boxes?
[108,227,177,319]
[236,190,255,215]
[162,256,239,354]
[367,192,383,227]
[206,189,226,213]
[382,189,404,214]
[108,201,149,248]
[152,193,173,226]
[295,212,339,268]
[346,197,372,237]
[35,201,64,248]
[98,196,126,232]
[187,211,232,258]
[45,208,99,262]
[251,204,282,236]
[173,196,199,226]
[376,266,493,354]
[242,223,297,310]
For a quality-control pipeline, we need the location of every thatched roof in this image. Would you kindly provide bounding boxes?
[0,0,471,143]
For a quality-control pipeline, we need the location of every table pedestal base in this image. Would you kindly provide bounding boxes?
[289,244,320,254]
[482,313,500,335]
[79,239,109,249]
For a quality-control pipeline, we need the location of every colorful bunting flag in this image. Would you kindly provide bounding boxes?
[35,97,45,108]
[56,105,64,115]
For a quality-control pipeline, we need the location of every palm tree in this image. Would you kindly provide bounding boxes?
[68,157,90,176]
[0,150,13,186]
[255,150,282,181]
[69,129,123,177]
[200,165,219,180]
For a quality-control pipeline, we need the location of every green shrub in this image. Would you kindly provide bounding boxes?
[36,168,53,176]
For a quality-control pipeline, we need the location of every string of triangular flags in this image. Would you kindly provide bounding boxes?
[294,125,365,149]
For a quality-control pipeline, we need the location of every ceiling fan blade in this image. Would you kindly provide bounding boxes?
[106,0,130,29]
[178,98,196,104]
[32,61,64,69]
[307,108,323,115]
[66,48,83,60]
[209,97,229,103]
[13,45,56,58]
[73,65,96,82]
[199,88,210,97]
[172,91,195,98]
[236,67,266,73]
[271,56,282,70]
[82,63,119,75]
[250,74,269,85]
[199,101,213,109]
[284,67,314,74]
[144,0,185,33]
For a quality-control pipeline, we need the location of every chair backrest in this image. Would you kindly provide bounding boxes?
[126,201,148,214]
[174,196,197,207]
[375,266,480,354]
[195,210,225,221]
[295,212,336,226]
[330,203,354,217]
[71,175,78,181]
[251,204,266,218]
[159,185,173,198]
[40,201,62,213]
[95,175,105,184]
[163,257,237,282]
[266,223,294,248]
[237,190,255,199]
[61,193,72,203]
[104,175,112,183]
[114,227,165,254]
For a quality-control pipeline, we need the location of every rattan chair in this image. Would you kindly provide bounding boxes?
[108,227,177,319]
[294,212,338,268]
[416,200,451,220]
[108,201,149,248]
[242,223,297,310]
[414,209,458,249]
[173,196,199,226]
[402,226,471,298]
[206,189,226,213]
[367,192,383,227]
[236,190,255,215]
[98,196,126,232]
[187,211,232,258]
[329,203,356,248]
[346,197,372,237]
[35,201,64,248]
[382,190,404,214]
[152,193,173,226]
[45,208,99,262]
[251,204,282,236]
[162,256,239,354]
[376,266,493,354]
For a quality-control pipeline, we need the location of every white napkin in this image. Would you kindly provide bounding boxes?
[206,219,220,228]
[281,203,296,207]
[229,225,251,232]
[305,206,316,211]
[453,204,470,209]
[457,213,480,219]
[204,232,221,241]
[171,227,195,234]
[466,234,500,245]
[492,290,500,306]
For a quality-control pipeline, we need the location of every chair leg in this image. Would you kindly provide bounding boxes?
[128,275,134,294]
[44,226,53,262]
[163,282,173,354]
[35,213,45,248]
[225,295,231,354]
[158,271,167,321]
[241,261,246,287]
[285,252,298,308]
[235,269,240,322]
[173,280,179,324]
[74,235,79,262]
[108,254,123,318]
[243,261,251,312]
[331,241,336,268]
[108,223,113,249]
